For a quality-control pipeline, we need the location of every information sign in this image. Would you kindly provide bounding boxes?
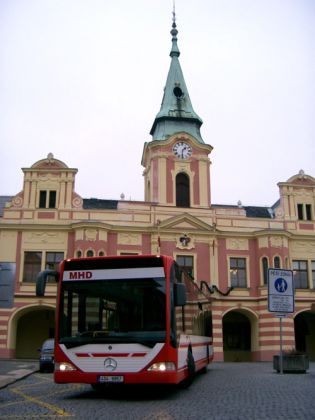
[268,269,294,313]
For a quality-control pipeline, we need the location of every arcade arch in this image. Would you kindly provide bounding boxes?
[8,305,55,359]
[294,310,315,361]
[222,308,258,362]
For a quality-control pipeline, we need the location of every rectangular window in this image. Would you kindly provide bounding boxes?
[49,191,56,208]
[45,252,64,283]
[293,260,308,289]
[23,251,64,283]
[312,261,315,289]
[297,203,313,221]
[39,191,47,208]
[45,252,64,271]
[176,255,194,278]
[230,257,247,288]
[306,204,312,221]
[23,252,42,283]
[39,190,56,209]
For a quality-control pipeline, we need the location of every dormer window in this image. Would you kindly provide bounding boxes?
[39,190,57,209]
[297,203,312,221]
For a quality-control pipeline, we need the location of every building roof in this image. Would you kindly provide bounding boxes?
[0,195,274,219]
[150,13,204,143]
[83,198,118,210]
[244,206,273,218]
[0,196,13,217]
[212,203,273,219]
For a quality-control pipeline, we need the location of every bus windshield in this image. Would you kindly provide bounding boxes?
[58,277,166,348]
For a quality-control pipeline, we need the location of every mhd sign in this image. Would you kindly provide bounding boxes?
[268,269,294,313]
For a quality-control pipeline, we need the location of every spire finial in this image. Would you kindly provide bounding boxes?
[172,0,176,25]
[170,0,180,57]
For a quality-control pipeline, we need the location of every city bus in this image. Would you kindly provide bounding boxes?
[36,254,213,388]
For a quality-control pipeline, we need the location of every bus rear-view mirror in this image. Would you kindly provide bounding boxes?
[174,283,186,306]
[36,270,59,297]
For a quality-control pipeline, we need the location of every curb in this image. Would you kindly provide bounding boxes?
[0,367,38,389]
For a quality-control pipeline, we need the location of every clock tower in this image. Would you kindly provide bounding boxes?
[142,13,213,208]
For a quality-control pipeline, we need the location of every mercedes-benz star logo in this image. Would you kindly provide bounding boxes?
[104,357,117,371]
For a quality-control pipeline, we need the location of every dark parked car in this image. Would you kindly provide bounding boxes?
[38,338,54,372]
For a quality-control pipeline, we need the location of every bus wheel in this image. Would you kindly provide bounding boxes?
[180,349,195,388]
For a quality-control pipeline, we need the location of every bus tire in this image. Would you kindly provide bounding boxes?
[180,349,195,388]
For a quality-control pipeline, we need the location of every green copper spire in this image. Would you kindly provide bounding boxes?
[150,11,204,143]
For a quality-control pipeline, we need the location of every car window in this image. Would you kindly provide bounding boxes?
[42,339,54,350]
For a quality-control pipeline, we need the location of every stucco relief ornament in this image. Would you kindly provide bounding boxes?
[176,233,194,250]
[275,207,284,219]
[72,196,83,208]
[12,196,23,207]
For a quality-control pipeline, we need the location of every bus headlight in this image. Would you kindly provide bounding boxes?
[147,362,176,372]
[55,362,76,372]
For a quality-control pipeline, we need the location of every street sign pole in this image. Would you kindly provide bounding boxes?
[279,316,283,374]
[268,269,294,374]
[276,313,287,375]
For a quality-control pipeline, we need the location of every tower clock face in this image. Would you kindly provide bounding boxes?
[172,142,192,159]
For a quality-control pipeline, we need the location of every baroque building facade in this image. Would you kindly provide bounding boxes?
[0,18,315,362]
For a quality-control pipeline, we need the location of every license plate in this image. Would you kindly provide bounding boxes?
[98,375,124,383]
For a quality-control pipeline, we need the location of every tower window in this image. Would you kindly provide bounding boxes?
[297,204,303,220]
[306,204,312,221]
[49,191,56,208]
[176,172,190,207]
[39,190,57,209]
[297,203,313,221]
[39,191,47,208]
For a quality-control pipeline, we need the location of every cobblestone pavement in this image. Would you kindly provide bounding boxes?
[0,362,315,419]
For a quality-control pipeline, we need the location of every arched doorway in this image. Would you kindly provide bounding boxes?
[223,310,253,362]
[12,307,55,358]
[294,311,315,361]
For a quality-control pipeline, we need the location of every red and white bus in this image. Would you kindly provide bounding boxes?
[36,254,213,388]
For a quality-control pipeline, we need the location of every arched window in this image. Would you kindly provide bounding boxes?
[274,256,281,268]
[176,172,190,207]
[86,250,94,257]
[262,257,268,285]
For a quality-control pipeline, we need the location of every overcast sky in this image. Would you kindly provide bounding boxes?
[1,0,314,206]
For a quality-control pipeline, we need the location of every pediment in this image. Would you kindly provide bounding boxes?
[158,213,214,232]
[284,171,315,186]
[31,153,69,170]
[71,221,113,231]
